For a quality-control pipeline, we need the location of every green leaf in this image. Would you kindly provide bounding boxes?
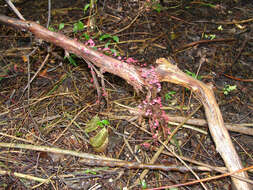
[165,91,176,101]
[170,31,176,40]
[48,26,55,32]
[140,180,147,189]
[217,25,223,31]
[83,4,90,14]
[65,55,77,66]
[104,42,110,49]
[99,34,111,41]
[204,34,216,40]
[59,23,65,30]
[185,70,202,80]
[82,33,90,40]
[185,70,196,77]
[152,3,162,13]
[15,132,23,137]
[209,34,216,40]
[84,169,97,175]
[97,119,110,127]
[110,49,118,56]
[223,85,237,95]
[112,35,119,43]
[73,21,84,33]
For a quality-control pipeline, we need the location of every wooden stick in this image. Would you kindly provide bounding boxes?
[155,58,250,189]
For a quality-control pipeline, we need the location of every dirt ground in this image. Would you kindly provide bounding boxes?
[0,0,252,189]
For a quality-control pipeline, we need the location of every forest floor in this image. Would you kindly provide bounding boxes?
[0,0,252,189]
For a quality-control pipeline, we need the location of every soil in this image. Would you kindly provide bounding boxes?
[0,0,252,189]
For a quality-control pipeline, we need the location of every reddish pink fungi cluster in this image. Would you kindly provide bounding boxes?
[82,39,170,136]
[85,39,95,47]
[138,96,163,137]
[141,66,161,92]
[102,88,107,97]
[123,57,147,67]
[137,78,170,138]
[141,142,151,149]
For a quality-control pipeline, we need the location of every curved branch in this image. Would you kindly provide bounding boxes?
[155,58,250,190]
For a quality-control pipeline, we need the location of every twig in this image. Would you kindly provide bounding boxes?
[223,73,253,82]
[112,103,253,135]
[111,9,144,35]
[0,142,221,173]
[176,38,235,52]
[146,166,253,190]
[83,58,102,100]
[5,0,25,20]
[194,18,253,25]
[46,0,51,28]
[23,53,50,93]
[123,132,141,163]
[0,169,49,184]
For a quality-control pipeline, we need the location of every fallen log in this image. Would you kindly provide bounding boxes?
[0,14,250,189]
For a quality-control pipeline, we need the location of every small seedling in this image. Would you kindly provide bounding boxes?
[48,23,64,32]
[48,26,55,32]
[82,33,90,40]
[140,180,147,189]
[185,70,202,80]
[217,25,223,31]
[83,0,97,15]
[97,119,110,127]
[84,169,97,175]
[165,91,176,101]
[152,2,162,13]
[84,116,109,152]
[99,34,120,56]
[204,34,216,40]
[150,0,163,13]
[64,53,77,66]
[99,34,119,43]
[223,85,237,95]
[83,4,90,14]
[58,23,65,30]
[73,21,85,33]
